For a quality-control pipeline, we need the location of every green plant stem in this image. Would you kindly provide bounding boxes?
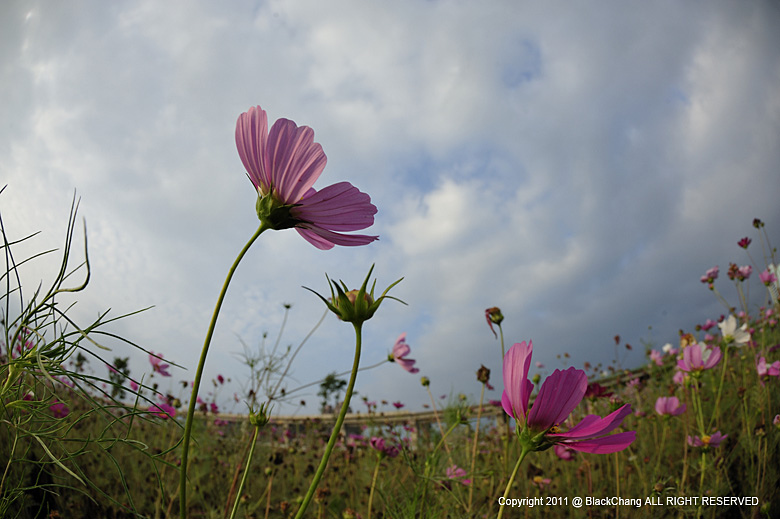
[367,455,382,519]
[418,420,460,518]
[707,348,730,432]
[468,382,486,514]
[425,386,453,460]
[228,425,260,519]
[179,223,268,519]
[497,446,530,519]
[294,322,363,519]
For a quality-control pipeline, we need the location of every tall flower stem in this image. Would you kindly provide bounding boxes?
[468,382,486,513]
[179,222,268,519]
[497,446,531,519]
[707,350,729,431]
[367,455,382,519]
[425,385,454,460]
[294,322,363,519]
[228,425,261,519]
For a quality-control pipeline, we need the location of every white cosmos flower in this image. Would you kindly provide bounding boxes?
[718,315,751,346]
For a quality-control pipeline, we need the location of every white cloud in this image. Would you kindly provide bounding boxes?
[1,0,778,414]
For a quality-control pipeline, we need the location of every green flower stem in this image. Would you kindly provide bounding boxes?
[228,425,260,519]
[179,222,268,519]
[425,385,454,460]
[497,446,531,519]
[294,322,363,519]
[707,350,729,432]
[419,420,460,518]
[468,382,486,513]
[367,454,382,519]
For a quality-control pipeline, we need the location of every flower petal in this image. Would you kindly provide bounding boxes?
[266,118,326,203]
[563,431,636,453]
[294,182,377,231]
[236,106,270,192]
[295,226,378,250]
[527,367,587,431]
[551,404,632,440]
[502,341,534,422]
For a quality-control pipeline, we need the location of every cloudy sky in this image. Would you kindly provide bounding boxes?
[2,1,779,415]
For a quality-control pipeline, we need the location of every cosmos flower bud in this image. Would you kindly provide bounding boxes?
[476,365,491,384]
[420,376,430,387]
[485,307,504,337]
[305,265,404,326]
[249,402,272,427]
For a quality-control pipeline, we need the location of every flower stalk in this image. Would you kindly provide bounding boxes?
[294,322,364,519]
[179,222,269,519]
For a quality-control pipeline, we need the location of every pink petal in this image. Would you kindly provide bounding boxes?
[293,182,377,231]
[393,333,410,359]
[703,346,722,370]
[295,226,378,250]
[528,367,587,431]
[235,106,270,192]
[266,118,326,203]
[551,404,632,440]
[563,431,636,453]
[502,341,534,422]
[396,358,419,373]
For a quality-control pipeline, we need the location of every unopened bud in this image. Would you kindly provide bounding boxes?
[476,365,490,384]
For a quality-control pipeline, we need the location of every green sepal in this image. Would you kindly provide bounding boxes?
[303,264,405,325]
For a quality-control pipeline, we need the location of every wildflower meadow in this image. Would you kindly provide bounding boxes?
[2,106,779,519]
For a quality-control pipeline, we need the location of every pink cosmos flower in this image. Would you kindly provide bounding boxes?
[49,401,70,418]
[235,106,378,250]
[149,353,171,377]
[737,237,751,249]
[700,266,719,284]
[531,476,552,489]
[392,401,405,409]
[701,319,717,331]
[677,343,721,373]
[738,265,752,280]
[687,431,727,448]
[129,380,139,392]
[760,268,778,286]
[655,396,686,416]
[150,403,176,419]
[389,333,419,374]
[756,356,780,379]
[369,437,399,458]
[445,465,472,486]
[554,444,575,461]
[649,350,663,366]
[501,341,635,454]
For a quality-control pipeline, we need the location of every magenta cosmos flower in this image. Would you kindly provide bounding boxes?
[687,431,727,448]
[655,396,686,417]
[235,106,378,250]
[388,332,419,373]
[149,352,171,377]
[501,341,635,454]
[676,343,721,373]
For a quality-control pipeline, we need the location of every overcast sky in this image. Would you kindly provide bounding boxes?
[2,0,779,416]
